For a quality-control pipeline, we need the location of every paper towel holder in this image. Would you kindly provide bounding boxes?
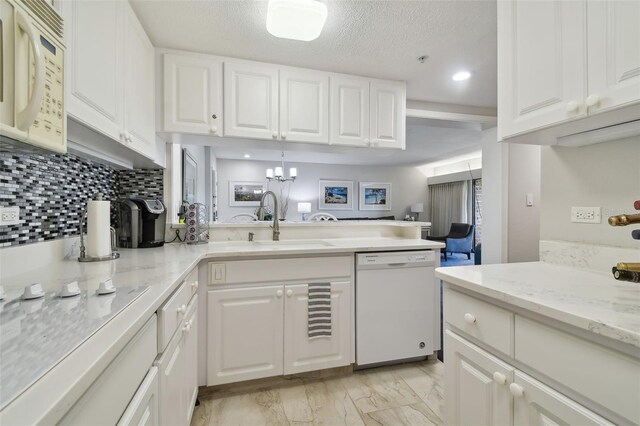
[78,193,120,263]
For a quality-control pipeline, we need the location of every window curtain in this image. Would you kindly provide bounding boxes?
[428,181,469,236]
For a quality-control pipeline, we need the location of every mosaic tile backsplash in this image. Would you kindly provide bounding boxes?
[0,152,163,247]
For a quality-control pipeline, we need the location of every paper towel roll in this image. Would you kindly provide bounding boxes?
[87,199,111,258]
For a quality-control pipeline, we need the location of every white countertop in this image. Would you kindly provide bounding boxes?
[436,261,640,349]
[171,220,432,228]
[0,237,443,422]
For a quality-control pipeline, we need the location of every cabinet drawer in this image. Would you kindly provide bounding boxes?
[444,288,514,355]
[117,366,159,426]
[158,268,198,352]
[60,315,158,425]
[515,316,640,425]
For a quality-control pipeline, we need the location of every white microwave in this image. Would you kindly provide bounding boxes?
[0,0,65,152]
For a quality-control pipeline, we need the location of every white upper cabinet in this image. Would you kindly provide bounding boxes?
[330,76,370,147]
[498,0,587,139]
[586,0,640,114]
[163,54,222,135]
[498,0,640,143]
[224,62,279,140]
[279,69,329,144]
[370,80,406,149]
[122,2,155,159]
[63,0,156,161]
[64,0,122,141]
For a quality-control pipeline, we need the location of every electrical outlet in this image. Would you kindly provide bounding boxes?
[571,207,601,224]
[0,206,21,226]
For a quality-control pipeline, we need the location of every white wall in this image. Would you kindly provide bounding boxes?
[215,159,428,221]
[540,136,640,248]
[480,127,508,264]
[507,144,541,262]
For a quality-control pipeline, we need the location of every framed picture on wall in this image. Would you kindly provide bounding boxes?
[359,182,392,211]
[182,149,197,204]
[318,180,353,210]
[229,181,265,206]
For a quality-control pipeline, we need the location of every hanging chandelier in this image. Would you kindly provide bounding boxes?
[266,150,297,183]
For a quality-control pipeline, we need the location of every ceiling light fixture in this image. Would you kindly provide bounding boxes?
[452,71,471,81]
[244,154,251,158]
[266,0,328,41]
[266,150,297,183]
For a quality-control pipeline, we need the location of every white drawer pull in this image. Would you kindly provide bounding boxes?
[276,289,283,298]
[493,372,507,385]
[566,100,579,113]
[183,320,192,333]
[210,126,217,134]
[586,94,600,107]
[463,313,476,324]
[191,281,199,291]
[281,132,287,139]
[509,383,524,398]
[272,131,278,139]
[177,304,187,315]
[286,289,293,297]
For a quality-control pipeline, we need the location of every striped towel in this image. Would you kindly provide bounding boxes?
[308,282,332,339]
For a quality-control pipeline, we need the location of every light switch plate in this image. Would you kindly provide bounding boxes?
[209,263,226,285]
[0,206,20,226]
[571,207,601,224]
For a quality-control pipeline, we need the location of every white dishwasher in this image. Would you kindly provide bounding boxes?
[356,250,439,367]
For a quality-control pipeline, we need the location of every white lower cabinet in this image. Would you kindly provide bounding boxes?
[445,330,514,426]
[207,281,352,386]
[512,372,613,426]
[155,295,198,426]
[284,281,351,374]
[117,367,160,426]
[207,285,285,385]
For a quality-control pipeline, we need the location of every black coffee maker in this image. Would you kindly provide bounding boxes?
[117,198,166,248]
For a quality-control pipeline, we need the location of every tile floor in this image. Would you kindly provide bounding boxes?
[191,359,444,426]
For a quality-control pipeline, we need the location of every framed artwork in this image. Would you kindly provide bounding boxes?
[182,149,197,204]
[229,181,265,206]
[359,182,392,211]
[318,180,354,210]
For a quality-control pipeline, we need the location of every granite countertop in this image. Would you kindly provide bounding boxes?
[171,220,433,228]
[0,237,443,423]
[436,261,640,349]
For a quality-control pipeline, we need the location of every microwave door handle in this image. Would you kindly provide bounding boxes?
[15,9,44,131]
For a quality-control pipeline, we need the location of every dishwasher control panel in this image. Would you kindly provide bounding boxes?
[357,250,435,266]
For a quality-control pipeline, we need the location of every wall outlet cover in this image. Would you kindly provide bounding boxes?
[0,206,21,226]
[571,207,601,224]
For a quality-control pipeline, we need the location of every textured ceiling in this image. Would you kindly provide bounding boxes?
[131,0,497,108]
[177,117,483,166]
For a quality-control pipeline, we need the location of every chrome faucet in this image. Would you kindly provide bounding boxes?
[258,191,280,241]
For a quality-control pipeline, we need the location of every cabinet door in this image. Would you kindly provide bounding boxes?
[183,299,199,425]
[283,281,351,375]
[330,76,370,147]
[163,54,222,135]
[444,330,513,426]
[513,371,614,426]
[122,2,155,159]
[63,0,122,141]
[224,62,279,140]
[370,81,405,149]
[586,0,640,113]
[156,327,185,426]
[117,367,159,426]
[279,70,329,144]
[498,0,587,139]
[207,286,284,385]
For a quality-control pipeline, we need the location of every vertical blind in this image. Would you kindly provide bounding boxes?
[428,181,469,236]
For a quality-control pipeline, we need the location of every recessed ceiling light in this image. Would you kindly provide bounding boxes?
[452,71,471,81]
[244,154,251,158]
[266,0,328,41]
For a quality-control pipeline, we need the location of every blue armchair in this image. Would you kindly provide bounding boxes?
[427,223,475,261]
